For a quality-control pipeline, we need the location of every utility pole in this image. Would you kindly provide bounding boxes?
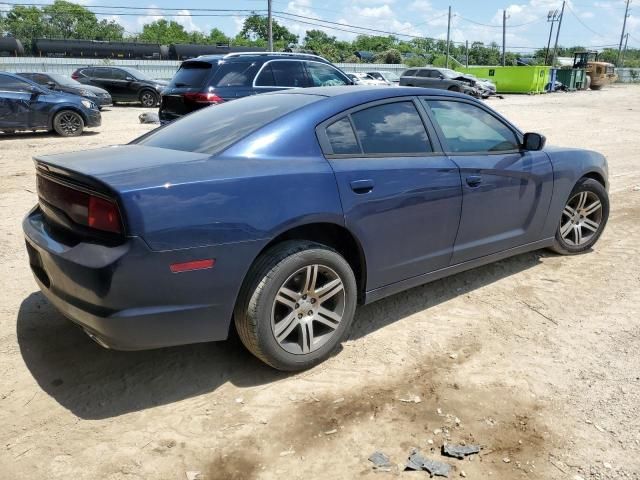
[465,40,469,67]
[502,10,507,66]
[551,0,565,67]
[617,0,631,66]
[544,9,559,65]
[267,0,273,51]
[621,32,630,66]
[446,5,451,68]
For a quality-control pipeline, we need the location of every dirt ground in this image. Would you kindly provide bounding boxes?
[1,86,639,480]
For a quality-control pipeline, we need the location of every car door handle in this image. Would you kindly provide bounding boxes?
[350,179,374,194]
[466,175,482,187]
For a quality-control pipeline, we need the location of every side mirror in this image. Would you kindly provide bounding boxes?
[125,76,135,81]
[439,74,445,79]
[46,81,56,90]
[523,132,546,151]
[27,85,42,96]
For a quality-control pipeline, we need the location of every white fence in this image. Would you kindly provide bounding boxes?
[615,68,640,83]
[0,57,411,80]
[0,57,181,79]
[3,57,638,83]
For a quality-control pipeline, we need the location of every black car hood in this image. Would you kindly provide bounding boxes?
[73,84,110,95]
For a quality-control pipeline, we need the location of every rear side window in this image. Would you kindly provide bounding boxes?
[211,62,260,87]
[134,93,321,155]
[351,102,432,154]
[111,69,129,80]
[256,61,308,88]
[168,61,213,88]
[326,118,360,154]
[417,70,431,77]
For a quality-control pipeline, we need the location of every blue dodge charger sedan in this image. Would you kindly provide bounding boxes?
[23,86,609,370]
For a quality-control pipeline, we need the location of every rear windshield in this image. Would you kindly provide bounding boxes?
[168,61,214,88]
[134,93,322,155]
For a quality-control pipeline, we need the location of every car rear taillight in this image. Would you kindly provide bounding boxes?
[183,92,223,104]
[71,71,80,80]
[37,175,122,234]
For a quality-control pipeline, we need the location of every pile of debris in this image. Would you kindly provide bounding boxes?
[369,443,481,478]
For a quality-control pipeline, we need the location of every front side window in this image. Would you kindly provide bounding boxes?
[350,101,432,155]
[0,75,32,92]
[326,117,360,154]
[93,68,112,79]
[306,62,349,87]
[417,70,432,78]
[111,69,129,80]
[426,100,519,153]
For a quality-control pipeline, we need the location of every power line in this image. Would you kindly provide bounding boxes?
[565,2,616,40]
[455,15,544,28]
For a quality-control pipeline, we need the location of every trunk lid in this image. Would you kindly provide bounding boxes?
[34,145,211,193]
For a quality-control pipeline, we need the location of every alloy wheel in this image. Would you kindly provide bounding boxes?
[141,92,156,107]
[560,191,603,246]
[59,113,81,135]
[271,264,346,355]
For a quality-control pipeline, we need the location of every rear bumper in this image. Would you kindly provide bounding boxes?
[23,207,240,350]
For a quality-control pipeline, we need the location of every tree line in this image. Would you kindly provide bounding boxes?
[1,1,639,67]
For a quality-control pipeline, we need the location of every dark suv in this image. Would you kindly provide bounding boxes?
[159,52,352,124]
[72,66,168,107]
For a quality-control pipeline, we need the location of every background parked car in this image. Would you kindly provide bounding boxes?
[0,71,100,136]
[72,66,167,107]
[347,72,387,85]
[159,52,352,124]
[400,67,479,97]
[367,70,401,85]
[18,72,112,109]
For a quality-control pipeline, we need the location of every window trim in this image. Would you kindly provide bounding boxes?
[316,96,443,159]
[420,96,525,156]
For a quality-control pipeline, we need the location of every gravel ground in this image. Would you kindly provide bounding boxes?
[1,86,639,480]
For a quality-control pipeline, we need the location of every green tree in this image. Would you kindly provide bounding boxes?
[139,19,190,44]
[209,28,230,45]
[375,48,402,64]
[3,6,46,49]
[238,14,297,48]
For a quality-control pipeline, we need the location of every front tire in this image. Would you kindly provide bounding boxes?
[140,90,158,107]
[550,178,609,255]
[53,110,84,137]
[234,241,357,371]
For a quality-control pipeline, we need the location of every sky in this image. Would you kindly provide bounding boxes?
[3,0,640,52]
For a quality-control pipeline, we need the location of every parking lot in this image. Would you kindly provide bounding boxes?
[1,85,639,479]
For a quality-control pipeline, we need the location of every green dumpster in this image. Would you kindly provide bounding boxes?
[458,66,551,94]
[556,68,586,90]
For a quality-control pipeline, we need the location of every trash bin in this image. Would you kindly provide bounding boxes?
[556,68,585,91]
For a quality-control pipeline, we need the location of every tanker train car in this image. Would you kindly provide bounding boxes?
[23,38,265,60]
[0,37,25,57]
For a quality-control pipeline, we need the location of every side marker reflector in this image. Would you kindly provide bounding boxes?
[170,259,215,273]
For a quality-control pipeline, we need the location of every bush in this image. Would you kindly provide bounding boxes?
[375,48,402,64]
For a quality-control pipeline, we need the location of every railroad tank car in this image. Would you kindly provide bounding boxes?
[0,37,25,57]
[33,39,165,59]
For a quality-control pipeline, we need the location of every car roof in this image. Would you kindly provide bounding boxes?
[267,85,467,101]
[190,52,332,64]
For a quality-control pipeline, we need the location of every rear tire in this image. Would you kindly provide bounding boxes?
[549,178,609,255]
[234,241,357,371]
[53,110,84,137]
[140,90,158,107]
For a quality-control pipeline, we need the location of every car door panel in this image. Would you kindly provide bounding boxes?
[450,152,553,263]
[423,97,554,264]
[319,99,462,290]
[331,157,462,288]
[0,74,34,129]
